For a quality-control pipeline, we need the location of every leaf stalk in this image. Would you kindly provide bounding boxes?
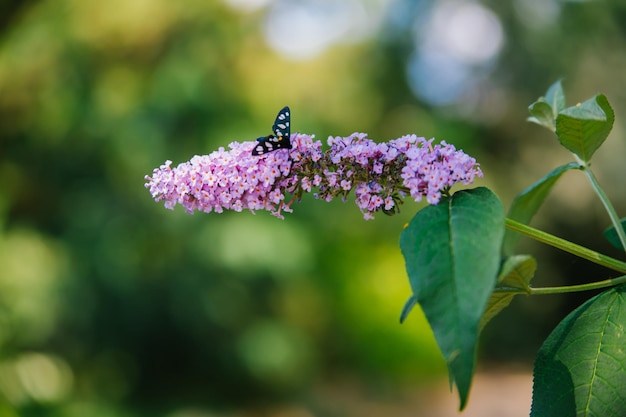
[504,218,626,274]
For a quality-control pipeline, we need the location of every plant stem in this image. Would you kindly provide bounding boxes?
[505,218,626,273]
[494,274,626,295]
[575,155,626,254]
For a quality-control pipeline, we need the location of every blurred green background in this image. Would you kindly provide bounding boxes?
[1,0,626,415]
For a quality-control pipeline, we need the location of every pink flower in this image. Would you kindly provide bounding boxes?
[145,132,482,220]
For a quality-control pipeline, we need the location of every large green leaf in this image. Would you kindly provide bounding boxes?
[527,79,566,131]
[555,94,614,162]
[531,285,626,417]
[503,162,581,255]
[400,187,505,410]
[480,255,536,331]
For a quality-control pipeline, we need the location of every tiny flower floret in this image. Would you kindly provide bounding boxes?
[145,132,482,220]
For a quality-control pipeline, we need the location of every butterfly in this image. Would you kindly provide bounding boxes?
[252,106,291,156]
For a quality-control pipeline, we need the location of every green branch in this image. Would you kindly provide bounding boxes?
[494,274,626,296]
[575,156,626,255]
[505,218,626,274]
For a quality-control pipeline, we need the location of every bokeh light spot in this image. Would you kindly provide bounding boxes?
[263,0,372,60]
[407,0,504,105]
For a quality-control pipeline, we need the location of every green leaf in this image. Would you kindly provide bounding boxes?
[399,295,418,324]
[400,187,505,410]
[480,255,536,331]
[503,162,581,255]
[603,219,626,250]
[555,94,615,162]
[527,79,566,131]
[544,78,566,114]
[528,100,557,131]
[531,284,626,417]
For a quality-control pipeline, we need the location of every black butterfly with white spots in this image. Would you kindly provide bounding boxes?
[252,106,291,156]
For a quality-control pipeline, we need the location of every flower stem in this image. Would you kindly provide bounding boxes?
[504,218,626,273]
[575,155,626,254]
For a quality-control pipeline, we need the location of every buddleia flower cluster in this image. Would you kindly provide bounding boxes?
[144,132,482,220]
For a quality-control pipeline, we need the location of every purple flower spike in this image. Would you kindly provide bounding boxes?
[145,132,483,220]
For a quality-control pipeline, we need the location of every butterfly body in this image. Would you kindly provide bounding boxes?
[252,106,291,155]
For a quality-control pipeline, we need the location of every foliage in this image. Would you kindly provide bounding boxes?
[399,187,504,409]
[400,80,626,414]
[531,285,626,416]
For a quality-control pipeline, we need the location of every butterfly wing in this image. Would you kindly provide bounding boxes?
[252,106,291,156]
[252,135,280,155]
[272,106,290,140]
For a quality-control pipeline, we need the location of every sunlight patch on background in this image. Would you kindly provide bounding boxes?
[200,216,313,275]
[223,0,273,12]
[0,230,66,345]
[514,0,560,30]
[263,0,382,60]
[236,320,315,388]
[0,353,73,406]
[407,0,504,106]
[68,0,177,50]
[338,243,446,376]
[428,1,503,65]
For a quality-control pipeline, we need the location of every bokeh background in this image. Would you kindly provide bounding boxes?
[1,0,626,415]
